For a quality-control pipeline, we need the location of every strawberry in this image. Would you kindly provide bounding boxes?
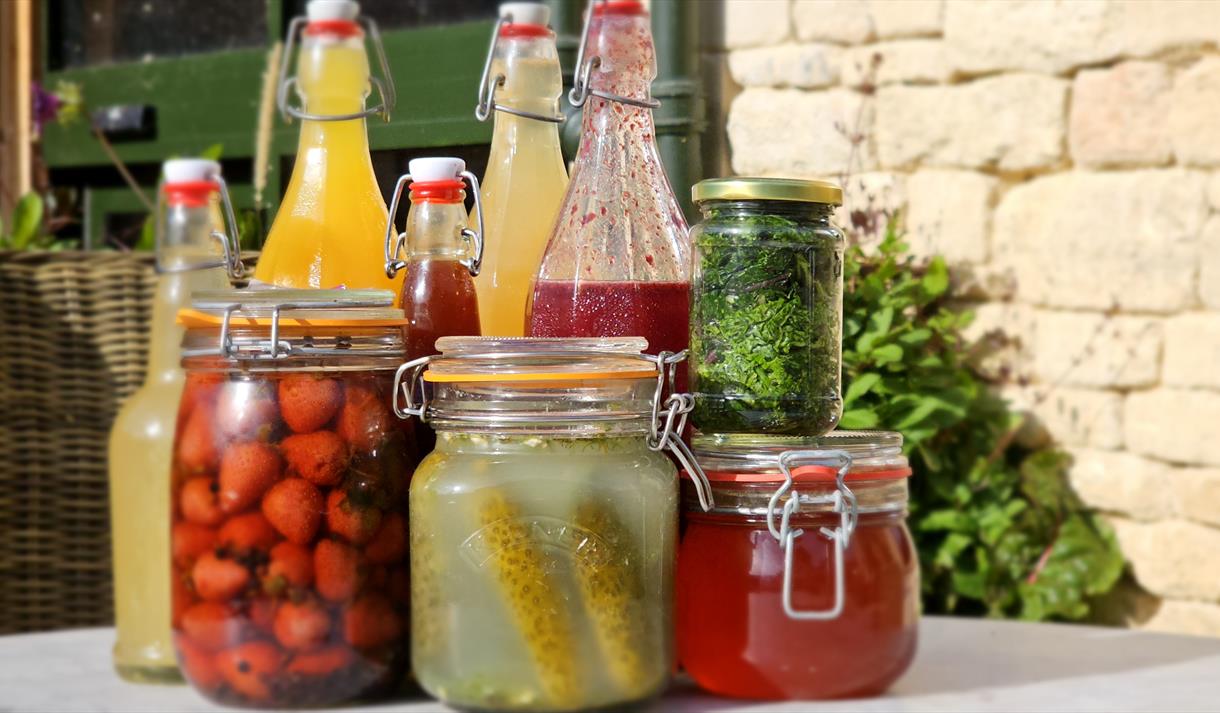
[261,478,323,545]
[177,402,220,473]
[314,539,362,602]
[217,512,280,552]
[179,373,222,423]
[285,646,353,676]
[173,522,218,568]
[342,593,401,649]
[336,384,392,453]
[278,375,344,434]
[218,441,282,514]
[267,541,314,588]
[192,552,251,602]
[363,512,406,565]
[217,641,284,702]
[180,601,244,651]
[326,490,382,545]
[175,635,223,689]
[248,598,276,637]
[216,380,279,440]
[281,430,348,486]
[273,599,332,651]
[180,477,224,527]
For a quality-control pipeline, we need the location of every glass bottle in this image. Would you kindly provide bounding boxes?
[472,2,569,336]
[107,158,240,683]
[254,0,402,298]
[525,0,691,374]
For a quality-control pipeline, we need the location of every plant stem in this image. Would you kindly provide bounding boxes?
[92,127,154,213]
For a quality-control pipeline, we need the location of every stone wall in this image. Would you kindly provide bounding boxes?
[718,0,1220,636]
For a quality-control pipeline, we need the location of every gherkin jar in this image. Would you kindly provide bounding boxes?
[689,178,845,435]
[395,337,708,712]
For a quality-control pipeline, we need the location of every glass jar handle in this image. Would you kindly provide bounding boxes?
[276,15,397,123]
[155,172,245,281]
[393,356,433,421]
[459,170,485,277]
[771,449,855,621]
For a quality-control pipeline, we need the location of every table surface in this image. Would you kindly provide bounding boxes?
[4,617,1220,712]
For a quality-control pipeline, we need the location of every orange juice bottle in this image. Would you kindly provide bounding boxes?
[254,0,402,298]
[472,2,568,336]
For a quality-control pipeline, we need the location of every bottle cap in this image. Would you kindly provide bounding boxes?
[307,0,359,22]
[162,158,221,185]
[409,157,465,183]
[500,2,549,26]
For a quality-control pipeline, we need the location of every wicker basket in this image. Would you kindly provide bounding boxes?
[0,251,155,634]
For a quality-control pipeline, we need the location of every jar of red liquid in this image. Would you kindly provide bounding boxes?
[526,0,690,383]
[170,289,415,707]
[677,431,918,700]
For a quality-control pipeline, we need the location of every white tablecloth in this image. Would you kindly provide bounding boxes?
[3,616,1220,712]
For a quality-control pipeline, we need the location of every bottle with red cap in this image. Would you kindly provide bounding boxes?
[525,0,690,382]
[255,0,402,298]
[472,1,568,336]
[108,158,241,683]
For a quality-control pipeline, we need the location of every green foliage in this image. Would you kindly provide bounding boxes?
[842,222,1123,620]
[0,192,73,251]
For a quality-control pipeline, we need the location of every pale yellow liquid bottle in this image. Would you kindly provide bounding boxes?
[474,2,568,336]
[254,1,403,299]
[109,159,233,683]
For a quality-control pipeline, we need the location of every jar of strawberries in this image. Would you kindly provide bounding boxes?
[170,289,416,707]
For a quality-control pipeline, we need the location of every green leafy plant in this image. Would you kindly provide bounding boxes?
[0,192,74,251]
[841,221,1123,620]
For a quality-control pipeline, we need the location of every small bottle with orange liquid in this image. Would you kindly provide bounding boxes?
[255,0,402,298]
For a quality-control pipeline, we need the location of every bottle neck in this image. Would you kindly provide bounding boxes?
[406,196,469,260]
[294,33,373,152]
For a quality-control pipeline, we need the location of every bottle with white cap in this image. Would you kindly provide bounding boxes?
[255,0,403,298]
[384,157,484,364]
[108,158,238,683]
[472,1,568,336]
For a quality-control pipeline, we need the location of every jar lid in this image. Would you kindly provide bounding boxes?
[693,431,910,481]
[692,177,843,206]
[423,336,658,383]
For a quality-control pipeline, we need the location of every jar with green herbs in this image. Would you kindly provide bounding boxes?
[689,177,845,436]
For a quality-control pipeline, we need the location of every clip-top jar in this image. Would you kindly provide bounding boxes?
[689,177,845,435]
[677,431,918,700]
[170,289,415,707]
[395,337,709,712]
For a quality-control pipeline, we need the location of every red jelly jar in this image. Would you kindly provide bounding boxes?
[677,431,918,700]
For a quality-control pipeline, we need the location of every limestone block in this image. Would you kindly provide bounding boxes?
[868,0,942,39]
[837,171,907,239]
[728,88,873,177]
[1032,312,1162,389]
[1164,313,1220,390]
[1116,1,1220,58]
[725,0,791,50]
[1067,448,1172,521]
[903,169,995,264]
[1142,600,1220,638]
[1022,387,1125,450]
[959,301,1035,381]
[1111,518,1220,601]
[875,75,1068,171]
[1208,173,1220,211]
[1070,62,1172,169]
[1202,217,1220,310]
[728,43,841,89]
[1171,467,1220,529]
[944,0,1120,76]
[1126,389,1220,468]
[841,40,952,87]
[793,0,873,44]
[1170,57,1220,168]
[993,171,1207,313]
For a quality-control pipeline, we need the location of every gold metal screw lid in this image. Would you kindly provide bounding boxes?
[692,177,843,206]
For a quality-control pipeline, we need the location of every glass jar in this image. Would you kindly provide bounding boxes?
[688,178,845,435]
[395,337,709,712]
[677,431,918,700]
[170,289,416,708]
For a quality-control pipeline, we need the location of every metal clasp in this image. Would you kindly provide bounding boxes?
[383,171,485,279]
[276,15,396,123]
[155,171,245,281]
[770,450,856,621]
[646,351,713,512]
[191,295,392,360]
[393,356,433,421]
[475,15,564,124]
[568,0,661,110]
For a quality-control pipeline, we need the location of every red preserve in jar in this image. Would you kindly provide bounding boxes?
[170,289,416,707]
[677,431,918,700]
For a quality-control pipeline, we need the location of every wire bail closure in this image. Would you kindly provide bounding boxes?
[276,15,397,123]
[383,170,485,279]
[646,351,714,512]
[768,449,856,621]
[155,171,245,281]
[474,15,564,124]
[568,0,661,110]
